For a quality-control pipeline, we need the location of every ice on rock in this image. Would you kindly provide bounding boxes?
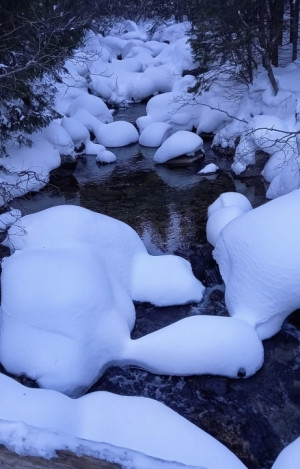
[212,189,300,339]
[154,131,204,163]
[139,122,173,147]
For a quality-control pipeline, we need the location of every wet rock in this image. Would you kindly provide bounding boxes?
[189,244,223,287]
[164,152,204,168]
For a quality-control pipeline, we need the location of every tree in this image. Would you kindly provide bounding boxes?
[187,0,291,96]
[0,0,93,154]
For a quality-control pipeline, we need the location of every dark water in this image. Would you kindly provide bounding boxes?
[9,105,300,469]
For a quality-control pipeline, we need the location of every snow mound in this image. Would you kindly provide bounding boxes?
[212,189,300,339]
[68,93,113,123]
[1,206,206,395]
[94,121,139,147]
[131,253,204,306]
[96,149,117,164]
[198,163,219,174]
[139,122,173,147]
[207,206,246,247]
[136,92,200,133]
[61,117,89,147]
[42,121,74,156]
[154,131,204,163]
[0,373,247,469]
[208,192,253,218]
[0,137,61,207]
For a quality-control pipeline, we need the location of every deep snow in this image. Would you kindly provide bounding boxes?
[0,17,300,469]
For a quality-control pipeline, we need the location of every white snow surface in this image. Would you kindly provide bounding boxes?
[271,436,300,469]
[198,163,219,174]
[211,189,300,339]
[1,205,207,396]
[2,19,300,203]
[0,373,247,469]
[154,131,204,163]
[139,121,173,147]
[94,120,139,147]
[0,135,61,206]
[0,205,264,400]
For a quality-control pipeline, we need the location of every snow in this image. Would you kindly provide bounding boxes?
[0,209,21,232]
[68,93,113,123]
[1,17,300,205]
[139,121,173,147]
[93,120,139,147]
[154,131,204,163]
[0,373,247,469]
[42,121,74,156]
[96,149,117,163]
[0,135,61,206]
[198,163,219,174]
[2,17,300,468]
[207,192,252,218]
[210,189,300,340]
[1,205,206,396]
[61,116,90,147]
[271,437,300,469]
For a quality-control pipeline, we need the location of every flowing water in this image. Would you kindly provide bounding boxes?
[8,104,300,469]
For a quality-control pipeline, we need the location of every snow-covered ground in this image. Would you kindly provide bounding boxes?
[0,18,300,469]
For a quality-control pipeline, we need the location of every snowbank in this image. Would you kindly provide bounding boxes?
[0,373,247,469]
[209,189,300,339]
[0,136,61,207]
[1,205,206,396]
[1,205,264,398]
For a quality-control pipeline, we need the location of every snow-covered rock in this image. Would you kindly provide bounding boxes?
[212,189,300,339]
[271,436,300,469]
[198,163,219,174]
[0,373,247,469]
[61,117,90,148]
[139,122,173,147]
[68,93,113,123]
[207,192,253,218]
[42,121,74,156]
[154,131,204,164]
[0,205,264,396]
[94,121,139,147]
[0,136,61,207]
[96,149,117,164]
[136,92,200,133]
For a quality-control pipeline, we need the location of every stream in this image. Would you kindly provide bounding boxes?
[7,104,300,469]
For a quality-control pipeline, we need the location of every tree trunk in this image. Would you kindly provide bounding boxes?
[292,0,300,61]
[263,52,279,95]
[0,445,121,469]
[270,0,284,66]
